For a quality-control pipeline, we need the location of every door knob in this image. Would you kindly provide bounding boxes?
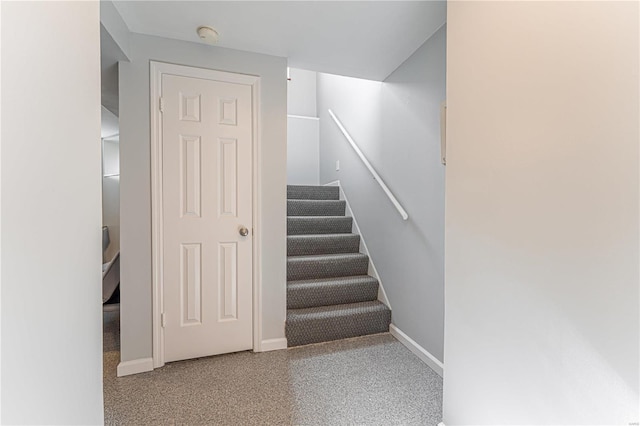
[239,226,249,237]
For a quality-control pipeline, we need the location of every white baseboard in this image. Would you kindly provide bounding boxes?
[117,357,154,377]
[438,423,446,426]
[257,338,287,352]
[390,324,443,377]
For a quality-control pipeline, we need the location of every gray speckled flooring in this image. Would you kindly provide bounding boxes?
[103,312,442,425]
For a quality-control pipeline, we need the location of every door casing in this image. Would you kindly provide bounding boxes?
[150,61,262,368]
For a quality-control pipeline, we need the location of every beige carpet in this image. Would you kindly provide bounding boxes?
[103,312,442,425]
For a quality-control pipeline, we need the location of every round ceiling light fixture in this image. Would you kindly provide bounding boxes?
[197,26,219,45]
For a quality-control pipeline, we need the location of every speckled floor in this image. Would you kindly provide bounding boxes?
[103,312,443,425]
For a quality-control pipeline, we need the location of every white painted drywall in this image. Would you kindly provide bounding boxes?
[103,139,120,176]
[103,137,120,262]
[1,2,104,423]
[119,33,287,363]
[0,3,3,421]
[288,68,317,117]
[443,2,639,424]
[317,26,446,362]
[101,105,119,138]
[287,118,319,185]
[287,68,319,185]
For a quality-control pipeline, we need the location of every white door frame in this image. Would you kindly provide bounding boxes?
[150,61,262,368]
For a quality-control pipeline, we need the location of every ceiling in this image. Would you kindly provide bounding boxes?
[112,1,446,81]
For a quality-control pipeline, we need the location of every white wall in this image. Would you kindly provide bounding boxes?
[1,2,104,424]
[287,68,317,117]
[317,26,446,362]
[287,68,319,185]
[102,137,120,262]
[287,118,319,185]
[443,2,639,424]
[119,33,287,364]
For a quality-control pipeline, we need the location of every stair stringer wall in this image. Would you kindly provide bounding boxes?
[323,180,392,310]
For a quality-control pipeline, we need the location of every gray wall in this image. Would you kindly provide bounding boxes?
[100,0,130,59]
[444,2,638,423]
[119,33,287,363]
[1,1,104,423]
[317,26,446,361]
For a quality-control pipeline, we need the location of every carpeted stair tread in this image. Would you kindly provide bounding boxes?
[288,199,346,217]
[287,253,369,281]
[286,301,391,347]
[287,216,352,235]
[287,185,339,200]
[287,275,379,309]
[287,234,360,256]
[285,184,391,347]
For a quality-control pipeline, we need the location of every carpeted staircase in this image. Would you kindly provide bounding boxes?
[286,185,392,347]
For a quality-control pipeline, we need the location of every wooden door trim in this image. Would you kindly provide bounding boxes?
[150,61,262,369]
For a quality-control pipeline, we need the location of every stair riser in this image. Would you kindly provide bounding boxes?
[287,200,346,216]
[287,185,339,200]
[287,281,378,309]
[287,217,352,235]
[286,309,391,347]
[287,235,360,256]
[287,257,369,281]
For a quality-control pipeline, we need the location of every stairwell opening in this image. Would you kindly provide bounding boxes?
[285,185,392,346]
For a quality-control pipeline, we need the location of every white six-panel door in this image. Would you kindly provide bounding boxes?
[161,73,253,363]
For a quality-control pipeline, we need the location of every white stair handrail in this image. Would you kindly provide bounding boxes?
[328,109,409,221]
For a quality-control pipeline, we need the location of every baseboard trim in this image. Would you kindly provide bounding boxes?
[287,114,319,121]
[390,324,443,377]
[257,338,287,352]
[117,357,154,377]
